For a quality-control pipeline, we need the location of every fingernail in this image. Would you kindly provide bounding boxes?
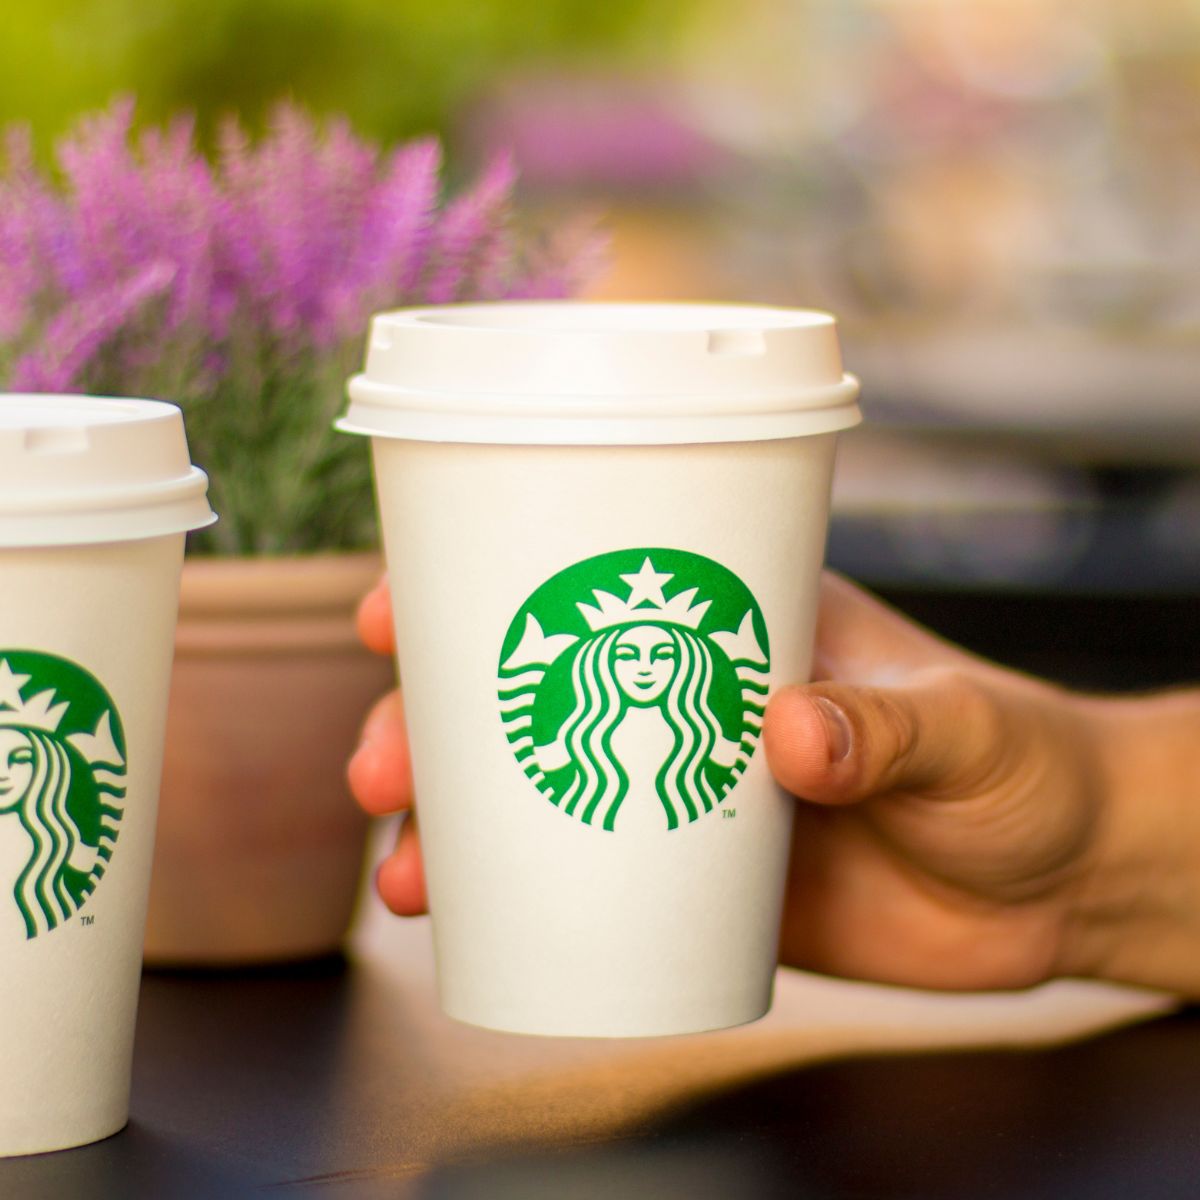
[813,696,852,763]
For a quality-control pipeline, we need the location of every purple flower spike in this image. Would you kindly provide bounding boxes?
[0,126,65,338]
[0,99,604,554]
[10,260,176,392]
[363,138,442,296]
[423,152,518,304]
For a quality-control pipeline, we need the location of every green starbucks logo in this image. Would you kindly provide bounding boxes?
[498,549,770,832]
[0,652,126,939]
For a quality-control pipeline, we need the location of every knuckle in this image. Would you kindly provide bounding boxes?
[935,667,1004,743]
[859,667,1010,793]
[919,665,1009,786]
[857,686,921,775]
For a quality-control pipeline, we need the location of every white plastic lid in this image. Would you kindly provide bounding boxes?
[339,302,861,445]
[0,395,216,548]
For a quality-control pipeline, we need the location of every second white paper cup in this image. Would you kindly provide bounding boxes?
[340,303,860,1037]
[0,395,214,1156]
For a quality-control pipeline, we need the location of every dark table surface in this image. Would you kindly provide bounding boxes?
[1,907,1189,1200]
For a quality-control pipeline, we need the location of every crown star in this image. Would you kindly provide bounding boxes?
[0,660,31,710]
[577,558,712,632]
[619,558,673,609]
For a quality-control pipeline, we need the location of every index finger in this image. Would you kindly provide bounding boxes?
[347,689,414,816]
[356,574,396,656]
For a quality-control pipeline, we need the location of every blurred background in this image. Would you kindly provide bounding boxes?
[6,0,1198,686]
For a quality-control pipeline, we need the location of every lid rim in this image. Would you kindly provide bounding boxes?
[336,404,862,446]
[345,373,860,412]
[340,372,861,446]
[0,466,211,518]
[0,505,217,549]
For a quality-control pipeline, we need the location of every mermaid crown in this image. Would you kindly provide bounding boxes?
[0,659,124,766]
[577,557,711,632]
[0,661,67,732]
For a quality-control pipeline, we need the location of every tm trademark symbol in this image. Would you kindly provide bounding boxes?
[722,808,737,819]
[80,914,95,927]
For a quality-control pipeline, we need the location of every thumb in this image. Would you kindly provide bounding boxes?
[763,672,1005,806]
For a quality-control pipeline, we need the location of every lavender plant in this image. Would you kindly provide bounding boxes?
[0,100,601,554]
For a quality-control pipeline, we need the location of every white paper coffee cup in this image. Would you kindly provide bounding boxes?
[340,302,860,1037]
[0,395,214,1156]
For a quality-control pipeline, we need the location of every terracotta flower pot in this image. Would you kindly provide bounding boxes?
[144,552,394,965]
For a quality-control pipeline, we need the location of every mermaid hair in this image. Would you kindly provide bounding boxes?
[555,629,627,831]
[554,625,724,832]
[655,627,724,830]
[8,728,97,937]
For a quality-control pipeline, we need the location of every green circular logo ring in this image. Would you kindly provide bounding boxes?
[0,652,126,939]
[498,548,770,832]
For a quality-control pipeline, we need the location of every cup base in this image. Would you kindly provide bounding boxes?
[440,999,773,1040]
[0,1114,128,1159]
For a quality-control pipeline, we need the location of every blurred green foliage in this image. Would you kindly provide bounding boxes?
[1,0,697,154]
